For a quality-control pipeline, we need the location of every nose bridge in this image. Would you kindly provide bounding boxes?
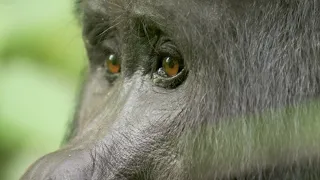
[21,149,94,180]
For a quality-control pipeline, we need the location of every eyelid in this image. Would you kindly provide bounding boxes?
[156,41,181,59]
[153,69,188,88]
[101,36,120,52]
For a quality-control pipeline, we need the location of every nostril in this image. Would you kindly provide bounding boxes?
[21,149,94,180]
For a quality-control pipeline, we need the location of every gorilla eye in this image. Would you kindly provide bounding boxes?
[158,56,180,77]
[104,54,121,74]
[152,41,187,88]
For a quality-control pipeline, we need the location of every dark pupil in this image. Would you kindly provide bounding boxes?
[164,57,175,68]
[108,54,118,65]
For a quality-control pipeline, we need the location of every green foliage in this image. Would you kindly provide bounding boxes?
[0,0,86,179]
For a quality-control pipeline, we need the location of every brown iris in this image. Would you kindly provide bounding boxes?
[105,54,121,74]
[162,56,180,77]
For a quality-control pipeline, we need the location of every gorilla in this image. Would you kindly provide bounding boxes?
[21,0,320,179]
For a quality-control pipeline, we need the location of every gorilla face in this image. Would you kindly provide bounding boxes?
[22,0,320,179]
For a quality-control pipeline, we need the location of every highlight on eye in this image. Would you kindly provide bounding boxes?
[158,56,180,77]
[104,54,121,74]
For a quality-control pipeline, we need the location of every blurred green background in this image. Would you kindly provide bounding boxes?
[0,0,86,179]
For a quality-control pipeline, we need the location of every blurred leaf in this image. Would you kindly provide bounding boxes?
[0,0,87,179]
[0,60,80,179]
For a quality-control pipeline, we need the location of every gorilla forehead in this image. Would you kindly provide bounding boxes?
[80,0,228,30]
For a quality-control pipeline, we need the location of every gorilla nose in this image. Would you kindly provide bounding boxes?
[21,149,94,180]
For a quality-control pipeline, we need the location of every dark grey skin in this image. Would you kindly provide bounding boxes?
[21,0,320,179]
